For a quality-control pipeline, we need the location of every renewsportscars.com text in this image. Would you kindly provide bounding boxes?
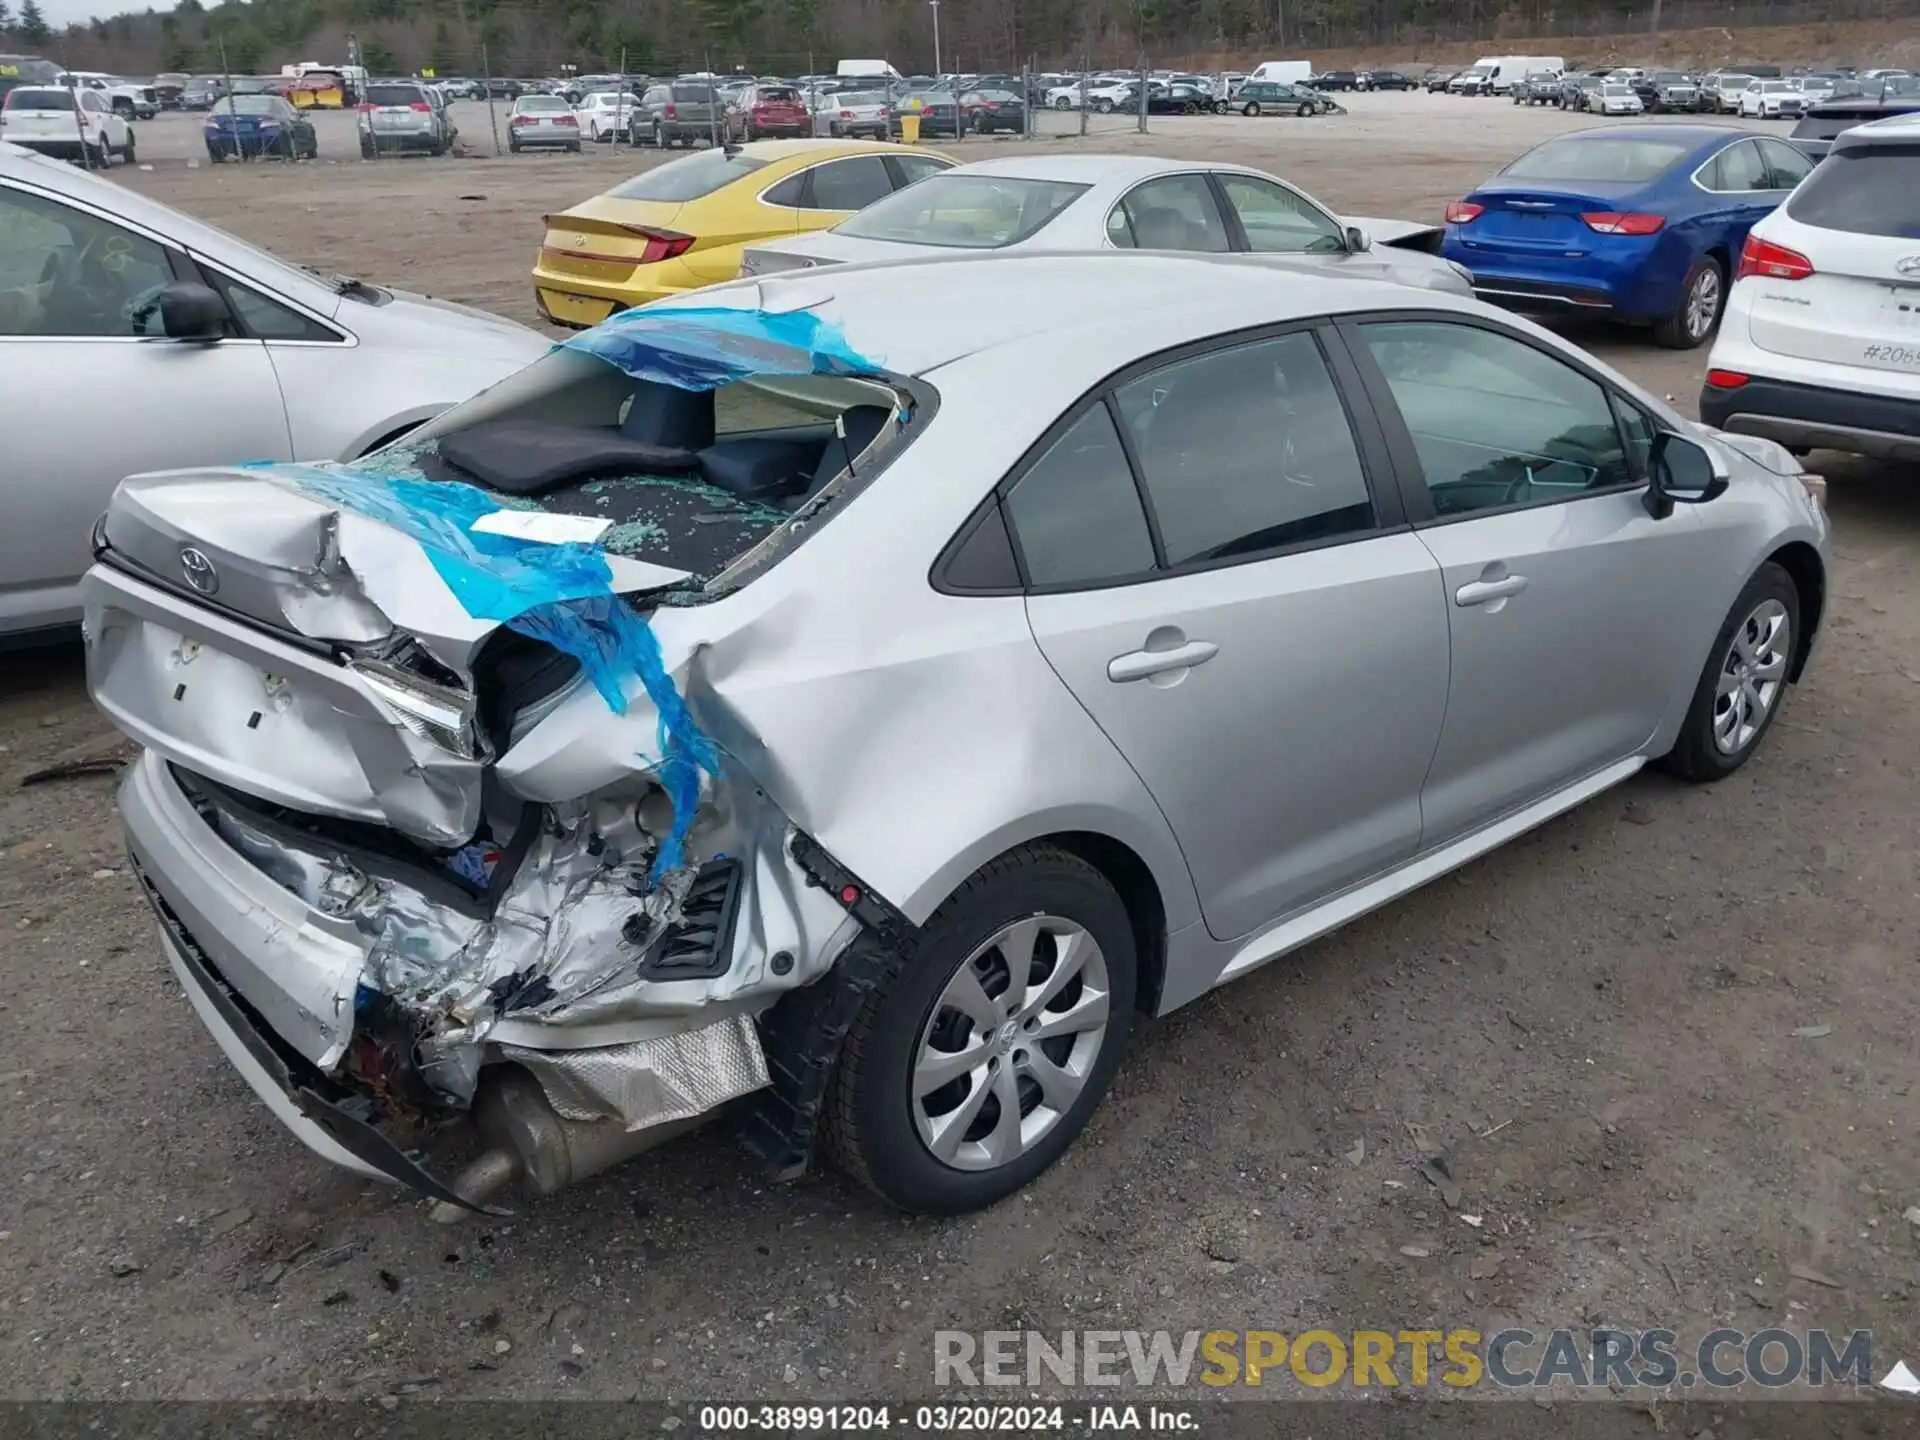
[934,1327,1876,1390]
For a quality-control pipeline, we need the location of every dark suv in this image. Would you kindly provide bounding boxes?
[1363,70,1414,90]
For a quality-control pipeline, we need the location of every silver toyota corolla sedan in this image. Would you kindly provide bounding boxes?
[82,252,1828,1217]
[0,140,548,640]
[739,153,1473,296]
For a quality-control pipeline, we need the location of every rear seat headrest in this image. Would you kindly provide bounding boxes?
[621,382,716,452]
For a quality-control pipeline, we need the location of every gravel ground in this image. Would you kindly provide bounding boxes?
[1,91,1915,1409]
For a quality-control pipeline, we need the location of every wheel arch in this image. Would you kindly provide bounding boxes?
[1766,539,1825,681]
[1028,830,1169,1015]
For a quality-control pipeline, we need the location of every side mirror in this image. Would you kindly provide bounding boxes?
[152,280,227,342]
[1345,224,1371,252]
[1643,430,1730,519]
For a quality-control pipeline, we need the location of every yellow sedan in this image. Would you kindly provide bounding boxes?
[533,138,954,328]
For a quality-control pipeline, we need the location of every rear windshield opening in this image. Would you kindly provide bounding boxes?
[365,85,425,106]
[1501,136,1690,183]
[837,174,1089,248]
[1786,147,1920,237]
[670,83,715,102]
[380,353,910,595]
[608,147,770,202]
[757,87,800,102]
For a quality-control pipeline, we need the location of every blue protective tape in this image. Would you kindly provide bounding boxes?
[560,304,882,391]
[260,461,720,882]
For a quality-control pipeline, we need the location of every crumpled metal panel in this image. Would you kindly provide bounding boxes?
[498,1012,769,1130]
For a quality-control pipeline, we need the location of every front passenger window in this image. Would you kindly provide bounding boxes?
[1360,321,1635,516]
[0,186,174,338]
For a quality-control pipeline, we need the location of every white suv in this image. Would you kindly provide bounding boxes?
[1701,114,1920,462]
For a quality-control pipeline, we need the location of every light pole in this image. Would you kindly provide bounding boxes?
[929,0,942,77]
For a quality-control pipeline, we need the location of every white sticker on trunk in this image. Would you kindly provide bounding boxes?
[470,510,613,545]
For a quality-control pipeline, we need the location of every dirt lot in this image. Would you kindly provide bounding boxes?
[2,93,1917,1410]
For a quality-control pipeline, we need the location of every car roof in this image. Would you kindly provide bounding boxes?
[1546,122,1750,151]
[658,250,1475,379]
[928,153,1203,183]
[1836,110,1920,146]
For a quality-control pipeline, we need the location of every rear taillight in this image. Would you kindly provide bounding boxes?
[1444,201,1483,224]
[357,102,375,112]
[1737,233,1814,281]
[510,115,532,126]
[1705,369,1750,388]
[628,226,694,264]
[409,101,431,112]
[556,114,578,125]
[1581,212,1666,235]
[839,109,853,117]
[664,103,677,117]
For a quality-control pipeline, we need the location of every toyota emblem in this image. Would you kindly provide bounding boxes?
[1898,255,1920,277]
[179,546,219,596]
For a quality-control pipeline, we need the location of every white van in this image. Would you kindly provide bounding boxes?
[1448,57,1501,94]
[1489,55,1564,93]
[1248,60,1312,86]
[836,59,903,80]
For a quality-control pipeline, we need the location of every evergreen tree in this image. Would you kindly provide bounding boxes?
[19,0,51,44]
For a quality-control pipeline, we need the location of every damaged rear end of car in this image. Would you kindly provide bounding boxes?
[84,299,925,1215]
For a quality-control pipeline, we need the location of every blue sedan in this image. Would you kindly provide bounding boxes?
[1442,124,1814,348]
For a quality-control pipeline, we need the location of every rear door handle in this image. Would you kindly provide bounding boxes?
[1455,575,1528,606]
[1107,640,1219,683]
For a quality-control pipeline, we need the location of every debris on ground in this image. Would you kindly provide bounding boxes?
[108,1256,141,1277]
[201,1207,254,1244]
[1789,1263,1843,1288]
[1420,1154,1463,1208]
[1346,1138,1366,1166]
[1791,1023,1834,1038]
[18,753,132,787]
[1399,1244,1432,1258]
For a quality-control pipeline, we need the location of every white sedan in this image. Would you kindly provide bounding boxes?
[1044,77,1136,111]
[1597,82,1644,115]
[574,90,641,141]
[740,154,1471,297]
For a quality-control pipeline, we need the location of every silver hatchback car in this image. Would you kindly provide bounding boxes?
[84,253,1828,1217]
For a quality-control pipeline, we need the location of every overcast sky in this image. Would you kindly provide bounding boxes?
[33,0,179,32]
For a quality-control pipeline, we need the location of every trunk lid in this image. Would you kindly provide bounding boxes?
[1456,184,1639,255]
[541,196,689,285]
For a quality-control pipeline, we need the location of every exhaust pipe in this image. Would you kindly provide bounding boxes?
[429,1067,704,1223]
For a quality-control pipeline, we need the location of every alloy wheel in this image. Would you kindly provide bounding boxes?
[1687,266,1722,341]
[911,915,1111,1172]
[1712,598,1791,754]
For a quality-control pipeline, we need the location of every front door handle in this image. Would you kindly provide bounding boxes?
[1107,640,1219,683]
[1455,575,1528,607]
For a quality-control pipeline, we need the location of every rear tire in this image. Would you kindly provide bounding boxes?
[121,132,136,164]
[652,120,665,147]
[1242,101,1260,116]
[1653,256,1725,349]
[1054,95,1072,110]
[568,141,581,153]
[1659,563,1799,783]
[823,844,1137,1215]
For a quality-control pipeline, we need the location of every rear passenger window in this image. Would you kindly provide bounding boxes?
[762,171,808,207]
[1757,137,1812,190]
[805,156,894,211]
[1115,332,1374,564]
[1703,139,1768,192]
[1005,405,1156,587]
[1108,174,1232,252]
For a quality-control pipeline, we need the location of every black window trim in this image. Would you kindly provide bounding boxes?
[788,153,896,214]
[932,316,1410,598]
[1336,309,1650,530]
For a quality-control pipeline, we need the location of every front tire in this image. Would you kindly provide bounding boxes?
[824,844,1137,1215]
[1653,256,1725,349]
[1660,563,1799,782]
